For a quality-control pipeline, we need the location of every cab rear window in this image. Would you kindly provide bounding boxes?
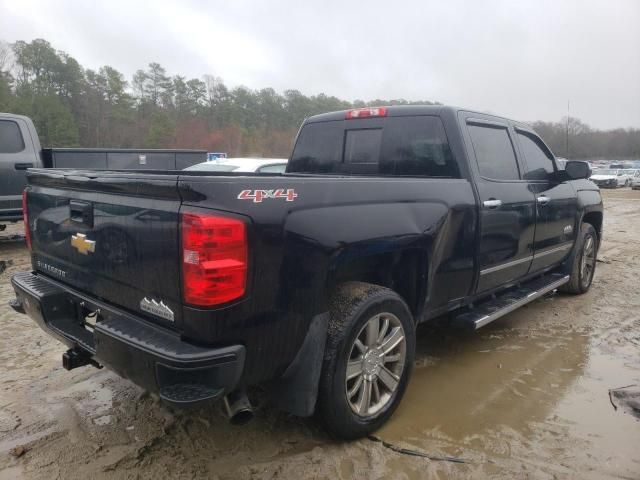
[288,116,460,178]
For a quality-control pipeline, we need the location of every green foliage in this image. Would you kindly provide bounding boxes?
[12,92,79,146]
[146,111,175,147]
[1,38,638,159]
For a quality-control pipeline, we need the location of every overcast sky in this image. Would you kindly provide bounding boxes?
[1,0,639,129]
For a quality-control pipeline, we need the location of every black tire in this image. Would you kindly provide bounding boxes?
[317,282,415,440]
[560,223,598,294]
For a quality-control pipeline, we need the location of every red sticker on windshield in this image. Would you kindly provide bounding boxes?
[238,189,298,203]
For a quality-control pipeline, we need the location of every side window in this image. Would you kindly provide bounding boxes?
[0,120,26,154]
[257,164,287,173]
[381,116,460,177]
[467,124,520,180]
[516,131,555,180]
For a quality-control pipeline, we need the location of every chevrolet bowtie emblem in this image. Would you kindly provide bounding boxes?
[71,233,96,255]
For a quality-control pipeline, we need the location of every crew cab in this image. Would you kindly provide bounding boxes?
[11,106,603,439]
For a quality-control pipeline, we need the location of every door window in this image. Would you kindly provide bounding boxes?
[468,124,520,180]
[516,131,555,180]
[0,120,25,153]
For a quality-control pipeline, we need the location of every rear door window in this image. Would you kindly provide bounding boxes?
[0,120,26,154]
[467,124,520,181]
[289,116,460,178]
[516,131,556,180]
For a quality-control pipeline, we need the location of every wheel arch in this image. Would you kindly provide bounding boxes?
[326,246,429,322]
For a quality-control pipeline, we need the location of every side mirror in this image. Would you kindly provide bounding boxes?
[564,161,591,180]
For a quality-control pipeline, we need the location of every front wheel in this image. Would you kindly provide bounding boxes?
[560,223,598,294]
[317,282,415,440]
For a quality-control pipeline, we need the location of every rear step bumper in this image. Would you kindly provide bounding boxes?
[10,271,245,407]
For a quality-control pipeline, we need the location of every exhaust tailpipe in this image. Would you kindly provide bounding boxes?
[224,389,253,425]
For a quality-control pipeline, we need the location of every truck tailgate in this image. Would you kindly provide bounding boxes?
[26,170,184,328]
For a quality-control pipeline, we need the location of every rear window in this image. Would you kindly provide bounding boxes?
[0,120,25,154]
[288,116,460,178]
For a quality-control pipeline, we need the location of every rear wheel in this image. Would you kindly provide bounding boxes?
[560,223,597,294]
[317,282,415,440]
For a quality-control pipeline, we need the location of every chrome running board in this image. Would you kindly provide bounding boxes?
[454,273,570,330]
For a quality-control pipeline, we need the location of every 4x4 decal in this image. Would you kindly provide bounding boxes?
[237,189,298,203]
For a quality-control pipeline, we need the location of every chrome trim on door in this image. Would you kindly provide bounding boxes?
[537,195,551,205]
[533,241,573,259]
[480,255,534,276]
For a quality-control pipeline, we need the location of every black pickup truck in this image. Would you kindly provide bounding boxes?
[11,105,602,439]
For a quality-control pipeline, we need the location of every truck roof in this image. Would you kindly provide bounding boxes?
[0,112,33,122]
[304,105,530,129]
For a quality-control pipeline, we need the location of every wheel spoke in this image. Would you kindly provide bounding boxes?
[372,378,381,402]
[377,366,399,392]
[354,338,366,354]
[358,378,372,415]
[365,315,380,347]
[584,237,593,256]
[380,327,404,354]
[384,353,402,363]
[347,374,364,398]
[346,359,363,380]
[377,317,390,344]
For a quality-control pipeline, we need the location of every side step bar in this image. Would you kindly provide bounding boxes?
[454,273,570,330]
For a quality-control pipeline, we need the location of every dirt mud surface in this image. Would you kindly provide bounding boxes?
[1,189,639,479]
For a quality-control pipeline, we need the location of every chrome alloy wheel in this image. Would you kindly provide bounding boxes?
[580,235,596,288]
[345,313,406,417]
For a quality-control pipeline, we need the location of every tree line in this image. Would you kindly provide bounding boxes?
[1,38,639,159]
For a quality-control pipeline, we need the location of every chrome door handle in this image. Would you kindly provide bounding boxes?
[537,195,551,205]
[483,199,502,209]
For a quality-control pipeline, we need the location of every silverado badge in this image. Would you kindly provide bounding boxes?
[71,233,96,255]
[140,297,174,322]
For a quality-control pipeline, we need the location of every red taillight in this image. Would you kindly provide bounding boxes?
[346,107,387,119]
[22,190,31,250]
[181,212,248,306]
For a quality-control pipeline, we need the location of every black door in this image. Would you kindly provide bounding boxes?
[514,128,577,272]
[463,116,536,293]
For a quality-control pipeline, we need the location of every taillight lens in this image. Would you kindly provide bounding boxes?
[346,107,387,119]
[181,212,248,306]
[22,190,31,250]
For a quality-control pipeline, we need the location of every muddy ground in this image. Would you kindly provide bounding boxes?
[1,189,639,479]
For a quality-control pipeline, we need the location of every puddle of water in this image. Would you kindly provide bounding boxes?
[377,322,640,475]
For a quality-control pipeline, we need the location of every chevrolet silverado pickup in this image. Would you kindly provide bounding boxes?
[11,105,603,439]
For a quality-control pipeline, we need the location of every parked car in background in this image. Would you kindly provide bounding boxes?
[631,170,640,190]
[590,169,634,188]
[184,157,288,173]
[0,113,43,227]
[0,112,206,231]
